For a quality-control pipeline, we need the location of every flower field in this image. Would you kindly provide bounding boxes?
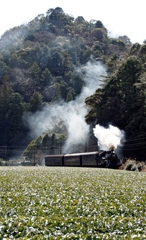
[0,166,146,239]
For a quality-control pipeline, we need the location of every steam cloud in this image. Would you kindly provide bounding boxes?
[93,124,125,151]
[25,58,107,153]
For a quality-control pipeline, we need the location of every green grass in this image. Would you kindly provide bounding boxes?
[0,167,146,239]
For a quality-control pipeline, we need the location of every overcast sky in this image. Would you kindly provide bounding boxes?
[0,0,146,44]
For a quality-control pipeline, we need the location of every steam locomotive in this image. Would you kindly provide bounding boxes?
[45,150,121,168]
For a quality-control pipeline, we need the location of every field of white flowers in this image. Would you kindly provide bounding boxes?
[0,166,146,239]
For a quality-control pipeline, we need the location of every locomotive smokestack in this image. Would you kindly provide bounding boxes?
[109,145,115,151]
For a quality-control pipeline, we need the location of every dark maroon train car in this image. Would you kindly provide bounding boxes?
[45,154,64,166]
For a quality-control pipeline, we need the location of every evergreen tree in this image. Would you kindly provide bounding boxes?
[41,68,52,86]
[30,62,41,83]
[30,92,43,112]
[0,77,13,145]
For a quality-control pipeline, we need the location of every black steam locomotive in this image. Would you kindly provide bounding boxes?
[45,150,121,168]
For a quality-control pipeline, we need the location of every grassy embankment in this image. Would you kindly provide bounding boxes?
[0,167,146,239]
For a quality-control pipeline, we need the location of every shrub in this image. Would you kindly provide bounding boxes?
[124,159,146,172]
[124,159,136,171]
[0,158,3,166]
[137,161,146,172]
[131,163,138,171]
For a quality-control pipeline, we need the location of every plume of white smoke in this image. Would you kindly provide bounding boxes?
[93,124,125,151]
[26,101,89,153]
[24,58,107,153]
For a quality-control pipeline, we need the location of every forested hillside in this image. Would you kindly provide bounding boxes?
[85,44,146,160]
[0,7,145,161]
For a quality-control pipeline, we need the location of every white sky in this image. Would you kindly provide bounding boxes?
[0,0,146,44]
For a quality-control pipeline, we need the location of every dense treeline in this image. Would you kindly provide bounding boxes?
[0,7,146,160]
[85,54,146,159]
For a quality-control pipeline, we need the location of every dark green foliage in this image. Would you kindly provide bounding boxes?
[41,67,52,86]
[129,43,141,55]
[24,34,36,42]
[0,78,13,145]
[30,62,41,82]
[85,56,146,159]
[0,61,10,81]
[24,131,66,160]
[71,72,85,95]
[0,158,3,165]
[140,44,146,55]
[30,91,43,112]
[91,28,107,42]
[66,88,74,102]
[52,83,62,101]
[86,57,143,127]
[23,140,36,160]
[95,20,105,28]
[110,39,125,48]
[0,79,27,146]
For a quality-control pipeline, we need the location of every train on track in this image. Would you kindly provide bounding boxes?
[45,150,121,168]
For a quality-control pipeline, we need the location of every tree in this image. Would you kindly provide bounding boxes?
[75,16,85,24]
[48,48,63,75]
[23,140,36,161]
[52,83,62,101]
[30,92,43,112]
[85,57,143,132]
[71,73,84,96]
[0,77,13,145]
[7,93,24,144]
[91,28,107,42]
[59,80,68,100]
[95,20,104,28]
[66,88,74,102]
[41,68,52,86]
[30,62,41,83]
[42,134,50,147]
[0,61,10,82]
